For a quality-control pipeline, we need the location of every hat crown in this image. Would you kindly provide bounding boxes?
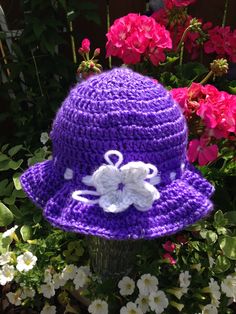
[51,68,187,184]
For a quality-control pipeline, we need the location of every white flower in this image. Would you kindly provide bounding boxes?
[202,304,218,314]
[16,251,37,272]
[88,299,108,314]
[118,276,135,296]
[208,278,221,306]
[73,268,88,290]
[135,294,149,313]
[137,274,158,296]
[79,265,91,277]
[149,290,169,313]
[179,271,191,289]
[21,286,35,299]
[40,282,55,298]
[40,132,49,145]
[166,287,187,300]
[0,252,12,265]
[6,291,22,306]
[40,303,56,314]
[120,302,142,314]
[208,257,215,268]
[0,264,15,285]
[61,264,78,281]
[73,150,160,213]
[44,269,53,283]
[2,225,18,238]
[53,272,66,289]
[221,275,236,301]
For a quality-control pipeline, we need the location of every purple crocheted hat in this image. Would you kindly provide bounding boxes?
[21,68,214,240]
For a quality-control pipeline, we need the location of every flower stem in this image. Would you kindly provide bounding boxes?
[179,42,185,66]
[31,50,44,97]
[200,70,213,85]
[176,27,190,53]
[106,0,112,69]
[222,0,229,27]
[69,21,77,64]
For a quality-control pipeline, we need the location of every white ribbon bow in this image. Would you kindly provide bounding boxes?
[72,150,160,213]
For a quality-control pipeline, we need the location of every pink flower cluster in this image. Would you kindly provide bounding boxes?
[204,26,236,63]
[152,9,207,58]
[164,0,196,9]
[106,13,172,65]
[171,83,236,165]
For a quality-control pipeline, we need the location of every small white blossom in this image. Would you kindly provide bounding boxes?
[6,291,22,306]
[221,275,236,301]
[21,286,36,299]
[0,264,15,285]
[120,302,142,314]
[118,276,135,296]
[79,265,91,277]
[40,282,55,299]
[43,268,53,283]
[88,299,108,314]
[2,225,18,238]
[53,272,66,289]
[137,274,158,296]
[73,268,88,290]
[40,132,49,145]
[202,304,218,314]
[208,257,215,268]
[208,278,221,306]
[16,251,37,272]
[40,303,56,314]
[166,287,187,300]
[135,294,149,313]
[61,264,78,281]
[149,290,169,313]
[0,252,12,265]
[179,271,191,289]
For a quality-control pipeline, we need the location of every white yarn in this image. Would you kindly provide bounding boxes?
[72,150,161,213]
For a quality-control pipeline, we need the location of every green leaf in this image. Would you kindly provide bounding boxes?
[13,173,22,190]
[219,235,236,260]
[20,225,33,241]
[0,202,14,226]
[214,210,227,227]
[0,153,9,162]
[214,255,231,273]
[8,145,23,157]
[9,159,23,170]
[0,234,12,253]
[224,211,236,226]
[206,231,218,244]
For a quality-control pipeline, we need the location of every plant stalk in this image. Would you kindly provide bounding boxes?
[31,50,44,97]
[200,70,213,85]
[69,21,77,64]
[222,0,229,27]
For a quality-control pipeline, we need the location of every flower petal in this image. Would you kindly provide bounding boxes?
[92,165,121,194]
[99,190,132,213]
[121,161,150,184]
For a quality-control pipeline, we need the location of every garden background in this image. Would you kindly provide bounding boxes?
[0,0,236,314]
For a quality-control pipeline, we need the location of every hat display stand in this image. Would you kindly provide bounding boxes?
[86,236,144,280]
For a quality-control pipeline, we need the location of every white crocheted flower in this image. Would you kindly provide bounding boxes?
[73,150,160,213]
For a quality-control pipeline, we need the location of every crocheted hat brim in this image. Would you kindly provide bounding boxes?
[20,161,214,240]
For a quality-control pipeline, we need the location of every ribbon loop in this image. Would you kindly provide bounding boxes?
[104,150,124,168]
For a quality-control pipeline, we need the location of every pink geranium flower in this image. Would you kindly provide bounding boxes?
[164,0,196,9]
[163,253,177,265]
[106,13,172,65]
[80,38,90,53]
[187,137,218,166]
[163,241,176,252]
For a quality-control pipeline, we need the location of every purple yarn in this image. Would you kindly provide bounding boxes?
[21,68,214,239]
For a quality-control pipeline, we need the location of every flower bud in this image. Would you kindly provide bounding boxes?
[210,58,229,77]
[189,18,202,32]
[81,38,90,53]
[93,48,101,57]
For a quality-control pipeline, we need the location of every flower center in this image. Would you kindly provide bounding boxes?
[118,182,125,191]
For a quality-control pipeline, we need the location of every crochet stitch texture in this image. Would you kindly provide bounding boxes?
[21,68,214,239]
